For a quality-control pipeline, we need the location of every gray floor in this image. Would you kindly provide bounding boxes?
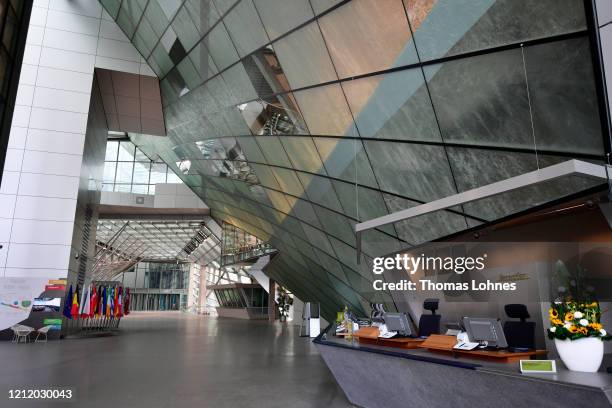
[0,312,353,408]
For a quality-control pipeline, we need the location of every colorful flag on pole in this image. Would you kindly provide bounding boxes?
[113,287,119,317]
[80,284,91,318]
[63,285,73,319]
[116,287,123,317]
[124,287,130,316]
[90,286,98,317]
[70,286,80,318]
[105,287,111,317]
[102,286,107,316]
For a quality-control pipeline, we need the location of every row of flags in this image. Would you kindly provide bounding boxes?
[63,284,130,319]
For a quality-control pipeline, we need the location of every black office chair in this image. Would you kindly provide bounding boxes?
[418,298,441,337]
[503,304,535,349]
[370,303,385,323]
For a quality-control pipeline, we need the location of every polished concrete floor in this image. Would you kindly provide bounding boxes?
[0,312,353,408]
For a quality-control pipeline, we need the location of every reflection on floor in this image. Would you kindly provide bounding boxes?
[0,312,352,408]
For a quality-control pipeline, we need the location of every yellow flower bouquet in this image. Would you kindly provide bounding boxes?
[547,301,610,341]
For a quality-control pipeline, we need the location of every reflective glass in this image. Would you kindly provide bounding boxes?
[145,0,180,37]
[206,22,239,71]
[105,140,119,161]
[187,42,218,83]
[255,136,292,167]
[270,167,304,196]
[281,137,326,174]
[133,162,151,183]
[319,0,417,78]
[296,173,343,212]
[272,22,337,89]
[314,137,378,188]
[221,63,258,105]
[133,18,157,56]
[254,0,314,40]
[332,181,395,235]
[116,0,146,38]
[342,69,441,142]
[312,204,355,246]
[184,0,221,36]
[223,0,269,57]
[116,162,134,183]
[406,0,586,62]
[118,141,136,161]
[294,84,354,136]
[364,140,456,201]
[103,161,117,183]
[236,136,266,163]
[310,0,343,15]
[150,162,168,183]
[171,6,202,51]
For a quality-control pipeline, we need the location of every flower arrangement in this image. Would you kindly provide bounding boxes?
[547,301,610,341]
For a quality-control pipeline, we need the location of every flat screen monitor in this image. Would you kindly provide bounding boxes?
[383,312,412,337]
[462,317,508,348]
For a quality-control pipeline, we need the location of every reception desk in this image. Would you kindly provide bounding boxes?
[315,326,612,408]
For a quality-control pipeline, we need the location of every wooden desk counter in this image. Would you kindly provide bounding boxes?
[358,336,425,349]
[418,335,547,363]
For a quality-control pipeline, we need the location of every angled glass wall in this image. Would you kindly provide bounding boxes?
[102,0,609,321]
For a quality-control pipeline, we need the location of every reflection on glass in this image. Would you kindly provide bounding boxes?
[342,68,441,142]
[294,84,354,136]
[281,137,326,174]
[223,0,269,57]
[319,0,417,78]
[273,21,338,89]
[405,0,586,62]
[254,0,314,40]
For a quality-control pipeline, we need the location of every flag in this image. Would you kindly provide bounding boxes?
[116,287,123,317]
[63,285,73,319]
[102,286,107,316]
[113,287,119,317]
[90,286,98,317]
[105,287,111,317]
[70,286,79,318]
[80,284,91,318]
[124,288,130,316]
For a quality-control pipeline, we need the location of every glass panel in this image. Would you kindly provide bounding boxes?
[406,0,587,62]
[150,163,167,184]
[297,172,343,212]
[342,68,441,142]
[133,162,151,183]
[171,6,201,51]
[116,162,134,183]
[131,184,149,194]
[310,0,343,15]
[145,0,181,37]
[187,42,218,83]
[255,136,292,167]
[272,21,337,89]
[423,47,531,149]
[270,167,304,196]
[221,63,258,105]
[313,137,378,188]
[184,0,220,36]
[332,180,395,234]
[254,0,314,41]
[118,141,136,161]
[364,140,457,201]
[223,0,269,57]
[105,140,119,161]
[100,0,121,19]
[133,18,157,56]
[206,22,239,71]
[103,161,117,183]
[236,137,266,163]
[319,0,417,78]
[294,84,354,136]
[281,137,326,174]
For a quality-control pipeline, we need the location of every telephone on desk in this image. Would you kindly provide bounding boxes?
[377,324,398,339]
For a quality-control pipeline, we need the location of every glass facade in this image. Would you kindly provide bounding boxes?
[103,0,609,321]
[103,139,183,194]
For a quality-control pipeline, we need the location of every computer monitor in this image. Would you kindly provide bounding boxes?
[462,317,508,348]
[383,312,412,337]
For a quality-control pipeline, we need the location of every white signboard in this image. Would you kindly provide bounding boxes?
[0,277,48,330]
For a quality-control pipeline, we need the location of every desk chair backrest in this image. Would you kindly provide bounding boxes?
[418,298,441,337]
[370,303,385,322]
[503,304,535,349]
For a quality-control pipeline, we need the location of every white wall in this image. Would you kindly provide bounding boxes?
[0,0,155,280]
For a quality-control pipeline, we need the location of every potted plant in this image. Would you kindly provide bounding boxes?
[548,300,610,372]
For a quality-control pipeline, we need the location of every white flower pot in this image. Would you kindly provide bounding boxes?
[554,337,604,372]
